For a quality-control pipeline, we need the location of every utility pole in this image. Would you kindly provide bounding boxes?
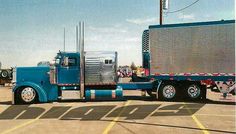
[160,0,163,25]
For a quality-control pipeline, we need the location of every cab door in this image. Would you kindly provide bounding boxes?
[57,57,80,84]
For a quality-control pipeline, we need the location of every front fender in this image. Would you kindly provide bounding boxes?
[13,82,48,102]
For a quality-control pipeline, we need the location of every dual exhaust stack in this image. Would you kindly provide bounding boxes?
[76,22,84,53]
[63,22,84,53]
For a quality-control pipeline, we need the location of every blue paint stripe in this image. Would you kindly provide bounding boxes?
[118,82,153,90]
[149,20,235,29]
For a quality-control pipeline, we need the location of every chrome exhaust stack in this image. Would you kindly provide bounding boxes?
[78,22,85,99]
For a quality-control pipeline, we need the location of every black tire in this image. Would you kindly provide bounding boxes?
[1,70,8,78]
[158,82,179,101]
[232,91,235,95]
[16,87,37,104]
[184,83,206,101]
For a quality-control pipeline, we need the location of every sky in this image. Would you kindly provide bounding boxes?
[0,0,235,68]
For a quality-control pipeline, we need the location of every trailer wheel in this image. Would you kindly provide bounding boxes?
[184,84,205,101]
[159,83,178,101]
[17,87,37,104]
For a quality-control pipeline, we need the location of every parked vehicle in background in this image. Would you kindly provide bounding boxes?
[118,66,132,78]
[0,63,12,85]
[37,61,50,67]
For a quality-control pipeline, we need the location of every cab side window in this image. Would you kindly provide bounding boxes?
[68,58,77,66]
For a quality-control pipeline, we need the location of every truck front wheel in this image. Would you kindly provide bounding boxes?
[17,87,37,104]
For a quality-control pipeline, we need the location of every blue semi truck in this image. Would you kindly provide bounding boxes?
[12,20,235,104]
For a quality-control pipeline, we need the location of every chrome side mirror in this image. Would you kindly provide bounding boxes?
[55,59,60,65]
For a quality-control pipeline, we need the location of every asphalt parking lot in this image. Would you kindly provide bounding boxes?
[0,86,235,134]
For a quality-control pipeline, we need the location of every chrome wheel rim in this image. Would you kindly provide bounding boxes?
[187,85,201,98]
[162,85,176,99]
[21,87,36,102]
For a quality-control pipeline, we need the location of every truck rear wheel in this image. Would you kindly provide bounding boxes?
[17,87,37,104]
[184,84,206,101]
[186,84,201,100]
[158,83,179,101]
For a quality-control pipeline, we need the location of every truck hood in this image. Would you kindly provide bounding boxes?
[15,67,50,84]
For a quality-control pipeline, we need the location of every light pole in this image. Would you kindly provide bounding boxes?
[160,0,169,25]
[160,0,163,25]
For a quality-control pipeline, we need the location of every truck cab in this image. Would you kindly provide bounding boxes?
[50,52,81,85]
[12,51,121,104]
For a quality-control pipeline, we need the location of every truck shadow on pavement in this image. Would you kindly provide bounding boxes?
[0,101,235,134]
[124,96,236,105]
[0,97,234,121]
[0,103,205,120]
[0,97,235,105]
[0,101,11,105]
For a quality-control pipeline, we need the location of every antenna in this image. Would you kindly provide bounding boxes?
[79,22,81,52]
[76,25,79,52]
[63,28,65,52]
